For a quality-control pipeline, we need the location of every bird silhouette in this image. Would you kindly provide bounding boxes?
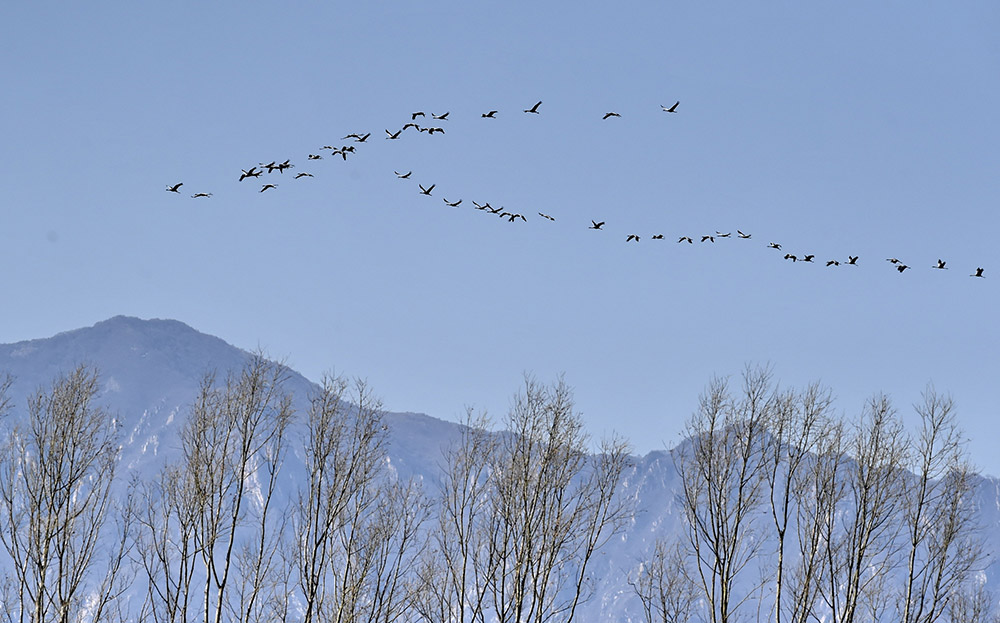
[418,184,435,196]
[769,242,782,250]
[887,258,901,264]
[847,256,859,265]
[294,173,313,179]
[538,212,555,221]
[395,171,412,179]
[443,198,462,207]
[677,236,693,244]
[826,260,840,266]
[239,167,261,181]
[308,154,323,160]
[166,183,183,193]
[626,234,640,242]
[651,234,664,240]
[784,254,797,262]
[402,123,420,131]
[482,110,498,118]
[432,112,449,120]
[191,192,212,198]
[589,220,605,230]
[737,230,751,239]
[385,129,402,139]
[260,183,277,192]
[972,267,985,278]
[933,259,948,269]
[662,101,680,113]
[411,112,425,119]
[602,112,621,119]
[701,235,715,243]
[897,264,910,273]
[524,101,542,114]
[802,255,815,263]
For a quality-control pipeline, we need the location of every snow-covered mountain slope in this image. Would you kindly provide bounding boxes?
[1,316,997,621]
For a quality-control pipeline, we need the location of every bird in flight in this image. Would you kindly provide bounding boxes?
[677,236,693,244]
[524,101,542,114]
[768,242,782,250]
[402,123,421,131]
[589,220,605,230]
[784,254,797,262]
[802,255,815,263]
[386,129,402,139]
[239,167,261,181]
[191,192,212,198]
[826,260,840,266]
[395,171,412,179]
[308,154,323,160]
[651,234,664,240]
[737,230,751,239]
[538,212,555,221]
[626,234,640,242]
[295,173,313,179]
[418,184,435,196]
[972,267,985,278]
[482,110,498,118]
[662,101,680,113]
[847,256,859,265]
[715,231,732,238]
[503,212,526,222]
[933,259,948,269]
[602,112,621,120]
[701,235,715,243]
[260,183,277,192]
[886,258,901,264]
[432,112,449,120]
[897,264,910,273]
[443,198,462,207]
[411,112,425,120]
[166,183,183,193]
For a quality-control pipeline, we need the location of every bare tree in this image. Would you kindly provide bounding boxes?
[292,375,428,623]
[761,382,834,623]
[483,376,633,623]
[0,365,129,623]
[629,539,696,623]
[818,393,907,623]
[674,367,773,623]
[898,388,982,623]
[132,354,293,623]
[415,410,497,623]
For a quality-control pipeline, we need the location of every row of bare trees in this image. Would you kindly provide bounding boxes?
[0,360,633,623]
[631,366,991,623]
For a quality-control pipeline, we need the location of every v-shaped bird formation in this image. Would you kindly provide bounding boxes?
[164,100,988,281]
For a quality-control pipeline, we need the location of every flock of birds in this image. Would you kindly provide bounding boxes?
[165,100,988,280]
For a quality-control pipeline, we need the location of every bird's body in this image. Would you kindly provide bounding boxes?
[191,192,212,198]
[524,101,542,114]
[239,167,261,181]
[166,183,183,193]
[432,112,449,120]
[678,236,693,244]
[602,112,621,119]
[395,171,412,179]
[443,198,462,207]
[802,255,815,263]
[626,234,640,242]
[662,101,679,113]
[260,183,277,192]
[972,267,985,278]
[737,230,751,239]
[418,184,435,196]
[934,259,948,269]
[847,256,859,265]
[651,234,664,240]
[784,254,797,262]
[897,264,910,273]
[482,110,498,118]
[386,129,402,139]
[295,173,313,179]
[590,220,605,230]
[701,235,715,243]
[826,260,840,266]
[538,212,555,221]
[769,242,781,250]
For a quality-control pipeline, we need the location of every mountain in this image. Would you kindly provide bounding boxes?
[0,316,997,621]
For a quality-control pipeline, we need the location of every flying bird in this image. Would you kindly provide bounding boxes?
[715,231,732,238]
[701,235,715,243]
[411,112,425,120]
[524,101,542,114]
[933,259,948,269]
[897,264,910,273]
[166,183,183,193]
[737,230,751,239]
[308,154,323,160]
[972,267,985,278]
[191,192,212,198]
[443,198,462,207]
[432,112,449,120]
[784,254,797,262]
[260,183,277,192]
[602,112,621,119]
[538,212,555,221]
[239,167,261,181]
[847,256,859,265]
[482,110,498,118]
[677,236,693,244]
[662,101,680,113]
[826,260,840,266]
[402,123,421,131]
[589,220,605,230]
[294,173,313,179]
[418,184,435,196]
[768,242,781,250]
[626,234,640,242]
[886,258,901,264]
[651,234,664,240]
[802,255,815,263]
[354,133,371,143]
[395,171,412,179]
[385,129,402,139]
[276,159,292,173]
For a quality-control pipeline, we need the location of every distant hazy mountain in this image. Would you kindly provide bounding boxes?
[0,316,997,621]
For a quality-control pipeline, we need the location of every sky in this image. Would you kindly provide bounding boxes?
[3,3,1000,472]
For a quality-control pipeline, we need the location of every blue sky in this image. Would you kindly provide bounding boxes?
[3,3,1000,472]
